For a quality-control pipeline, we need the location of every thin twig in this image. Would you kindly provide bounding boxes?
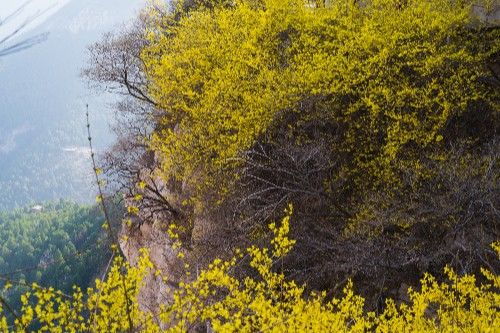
[86,105,134,333]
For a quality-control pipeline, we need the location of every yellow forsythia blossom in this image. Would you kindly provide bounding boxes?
[0,209,498,332]
[142,0,498,197]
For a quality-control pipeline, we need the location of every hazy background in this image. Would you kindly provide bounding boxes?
[0,0,143,210]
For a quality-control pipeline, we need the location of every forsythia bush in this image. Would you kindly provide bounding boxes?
[1,209,498,332]
[0,253,156,332]
[142,0,498,192]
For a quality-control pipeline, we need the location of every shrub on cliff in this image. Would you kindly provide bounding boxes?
[136,0,499,301]
[142,0,498,195]
[83,0,499,307]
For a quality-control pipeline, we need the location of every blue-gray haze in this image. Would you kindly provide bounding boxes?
[0,0,143,210]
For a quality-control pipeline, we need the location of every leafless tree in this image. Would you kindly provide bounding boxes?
[82,8,186,230]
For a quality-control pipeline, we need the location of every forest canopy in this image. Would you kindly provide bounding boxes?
[0,202,110,311]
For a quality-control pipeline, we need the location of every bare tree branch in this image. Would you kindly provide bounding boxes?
[0,1,52,57]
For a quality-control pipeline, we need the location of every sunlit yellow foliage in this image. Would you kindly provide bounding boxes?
[0,210,498,332]
[142,0,498,194]
[0,252,154,333]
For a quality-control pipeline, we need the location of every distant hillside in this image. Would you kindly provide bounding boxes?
[0,0,143,210]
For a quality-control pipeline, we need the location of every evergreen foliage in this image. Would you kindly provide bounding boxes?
[0,202,110,310]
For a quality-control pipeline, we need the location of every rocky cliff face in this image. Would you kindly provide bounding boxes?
[472,3,500,24]
[119,218,182,315]
[117,162,215,316]
[117,167,234,319]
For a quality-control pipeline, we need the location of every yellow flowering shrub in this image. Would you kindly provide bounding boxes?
[142,0,499,196]
[0,209,498,332]
[0,252,155,333]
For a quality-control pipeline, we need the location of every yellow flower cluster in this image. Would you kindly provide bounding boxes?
[0,251,154,332]
[269,204,296,258]
[0,210,498,332]
[141,0,498,198]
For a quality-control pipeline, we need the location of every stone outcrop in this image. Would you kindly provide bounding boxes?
[119,218,183,314]
[472,3,500,25]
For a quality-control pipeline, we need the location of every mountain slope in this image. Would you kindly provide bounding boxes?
[0,0,143,210]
